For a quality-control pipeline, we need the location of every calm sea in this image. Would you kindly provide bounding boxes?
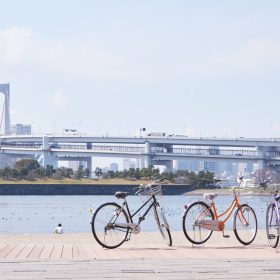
[0,195,269,234]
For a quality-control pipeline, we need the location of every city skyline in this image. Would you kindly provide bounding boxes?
[0,1,280,138]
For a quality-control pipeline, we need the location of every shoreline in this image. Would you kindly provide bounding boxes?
[184,188,271,196]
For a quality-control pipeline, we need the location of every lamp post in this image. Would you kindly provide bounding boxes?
[139,128,146,138]
[52,121,56,136]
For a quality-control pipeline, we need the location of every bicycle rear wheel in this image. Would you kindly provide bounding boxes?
[266,203,280,248]
[153,205,172,246]
[182,201,214,245]
[91,202,129,249]
[233,204,257,245]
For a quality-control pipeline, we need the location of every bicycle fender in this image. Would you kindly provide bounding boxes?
[182,200,210,217]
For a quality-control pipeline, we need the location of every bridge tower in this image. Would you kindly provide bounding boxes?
[0,83,11,135]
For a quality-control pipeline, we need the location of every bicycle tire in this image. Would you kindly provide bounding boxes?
[91,202,129,249]
[182,201,214,245]
[266,203,279,248]
[153,205,172,246]
[233,204,257,245]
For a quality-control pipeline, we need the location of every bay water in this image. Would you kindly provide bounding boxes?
[0,194,269,234]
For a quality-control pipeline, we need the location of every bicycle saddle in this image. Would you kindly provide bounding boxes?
[203,193,218,200]
[275,195,280,202]
[115,192,129,199]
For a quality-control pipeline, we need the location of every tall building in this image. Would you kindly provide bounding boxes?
[123,159,131,170]
[11,124,31,135]
[123,159,135,170]
[177,159,200,172]
[204,161,218,173]
[110,163,119,172]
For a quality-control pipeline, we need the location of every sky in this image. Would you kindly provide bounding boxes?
[0,0,280,138]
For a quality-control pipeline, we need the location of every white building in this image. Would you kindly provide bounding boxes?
[11,124,31,135]
[110,163,119,172]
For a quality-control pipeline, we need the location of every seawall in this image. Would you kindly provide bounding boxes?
[0,184,192,195]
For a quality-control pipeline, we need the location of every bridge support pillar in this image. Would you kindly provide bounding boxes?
[257,147,266,170]
[41,136,58,168]
[85,157,92,177]
[0,83,11,134]
[258,159,265,170]
[144,141,152,168]
[0,154,15,168]
[165,160,173,172]
[42,152,58,168]
[173,160,178,171]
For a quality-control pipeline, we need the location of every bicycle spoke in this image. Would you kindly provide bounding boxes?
[234,204,257,245]
[183,201,214,244]
[92,203,129,249]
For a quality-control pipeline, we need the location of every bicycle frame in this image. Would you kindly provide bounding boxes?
[269,197,280,231]
[115,193,159,231]
[197,187,250,232]
[210,189,241,224]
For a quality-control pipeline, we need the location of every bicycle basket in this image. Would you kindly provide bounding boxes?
[136,184,162,197]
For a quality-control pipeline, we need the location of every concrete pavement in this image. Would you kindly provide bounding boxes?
[0,230,279,279]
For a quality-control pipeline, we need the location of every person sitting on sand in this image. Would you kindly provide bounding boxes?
[53,223,64,234]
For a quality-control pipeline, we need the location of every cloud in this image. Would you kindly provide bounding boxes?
[1,27,280,84]
[188,39,280,79]
[0,27,33,64]
[0,27,126,79]
[50,90,68,110]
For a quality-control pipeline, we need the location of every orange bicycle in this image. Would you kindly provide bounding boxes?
[182,177,257,245]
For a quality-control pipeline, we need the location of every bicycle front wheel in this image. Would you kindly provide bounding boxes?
[91,202,129,249]
[233,204,257,245]
[266,203,279,248]
[182,201,214,245]
[153,205,172,246]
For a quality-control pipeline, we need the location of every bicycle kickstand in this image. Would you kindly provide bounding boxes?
[223,231,230,238]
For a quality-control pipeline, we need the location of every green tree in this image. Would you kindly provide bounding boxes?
[34,167,47,178]
[140,168,149,179]
[14,159,40,171]
[94,167,103,179]
[14,159,40,178]
[152,168,160,179]
[74,165,85,179]
[54,167,74,179]
[127,168,135,179]
[135,168,141,179]
[84,168,91,178]
[194,171,215,188]
[45,165,55,177]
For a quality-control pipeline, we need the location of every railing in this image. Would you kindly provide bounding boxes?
[0,142,145,153]
[0,142,42,148]
[56,144,145,153]
[2,142,280,159]
[264,151,280,159]
[172,148,258,157]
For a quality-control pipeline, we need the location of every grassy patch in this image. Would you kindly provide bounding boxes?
[0,178,154,185]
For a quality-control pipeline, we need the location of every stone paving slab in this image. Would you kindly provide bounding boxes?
[1,258,280,280]
[0,230,279,261]
[0,230,279,279]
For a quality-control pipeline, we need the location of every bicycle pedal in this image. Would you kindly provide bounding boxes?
[269,234,276,239]
[223,234,230,238]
